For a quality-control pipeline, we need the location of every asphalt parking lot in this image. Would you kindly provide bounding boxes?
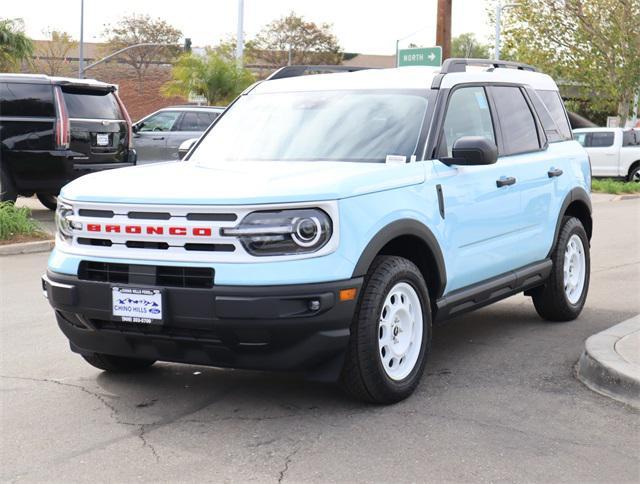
[1,196,639,483]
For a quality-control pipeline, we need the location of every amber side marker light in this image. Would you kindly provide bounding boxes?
[339,288,357,301]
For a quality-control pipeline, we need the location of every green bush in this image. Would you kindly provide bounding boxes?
[591,179,640,195]
[0,202,45,240]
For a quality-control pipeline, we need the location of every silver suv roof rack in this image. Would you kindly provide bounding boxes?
[440,58,537,74]
[267,65,374,81]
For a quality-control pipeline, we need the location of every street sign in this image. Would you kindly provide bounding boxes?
[397,47,442,67]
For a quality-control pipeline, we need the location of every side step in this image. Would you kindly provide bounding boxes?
[435,259,552,322]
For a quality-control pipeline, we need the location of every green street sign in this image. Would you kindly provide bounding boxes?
[397,47,442,67]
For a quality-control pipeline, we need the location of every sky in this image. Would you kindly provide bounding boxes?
[4,0,493,55]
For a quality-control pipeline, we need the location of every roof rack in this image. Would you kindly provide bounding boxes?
[266,65,374,81]
[440,58,537,74]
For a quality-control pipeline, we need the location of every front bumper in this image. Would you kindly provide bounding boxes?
[43,270,362,381]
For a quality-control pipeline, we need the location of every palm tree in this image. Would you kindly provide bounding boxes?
[0,18,33,72]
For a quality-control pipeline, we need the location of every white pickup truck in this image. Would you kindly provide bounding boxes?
[573,127,640,181]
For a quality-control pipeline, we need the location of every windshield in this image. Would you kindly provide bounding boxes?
[189,90,429,163]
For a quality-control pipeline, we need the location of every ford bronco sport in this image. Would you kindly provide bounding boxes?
[43,60,592,403]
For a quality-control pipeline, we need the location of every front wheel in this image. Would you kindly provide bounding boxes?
[36,193,58,211]
[532,217,590,321]
[340,256,431,404]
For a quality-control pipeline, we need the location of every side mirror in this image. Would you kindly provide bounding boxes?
[178,138,198,160]
[443,136,498,166]
[132,122,142,134]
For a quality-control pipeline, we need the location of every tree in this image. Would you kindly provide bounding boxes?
[451,33,490,59]
[0,18,33,71]
[35,29,76,76]
[251,12,342,67]
[162,49,255,105]
[103,14,182,93]
[499,0,640,125]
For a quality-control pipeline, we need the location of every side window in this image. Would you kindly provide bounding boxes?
[528,89,563,143]
[440,86,495,157]
[208,112,220,124]
[536,90,572,140]
[622,129,640,147]
[178,112,214,131]
[492,86,540,156]
[589,132,615,147]
[573,132,587,146]
[0,82,55,117]
[139,111,180,132]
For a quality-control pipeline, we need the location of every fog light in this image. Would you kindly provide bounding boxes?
[308,300,320,311]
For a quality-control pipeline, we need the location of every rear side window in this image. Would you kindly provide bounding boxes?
[622,129,640,147]
[588,132,615,147]
[491,86,540,156]
[62,87,122,120]
[536,90,572,140]
[528,89,564,143]
[178,111,216,131]
[0,82,55,117]
[440,86,495,157]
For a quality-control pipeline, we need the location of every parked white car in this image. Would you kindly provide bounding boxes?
[573,127,640,181]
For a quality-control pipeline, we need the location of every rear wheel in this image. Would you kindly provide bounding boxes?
[628,164,640,183]
[36,193,58,211]
[0,168,17,203]
[532,217,590,321]
[340,256,431,404]
[82,353,156,372]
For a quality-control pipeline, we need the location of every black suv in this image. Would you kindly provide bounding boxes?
[0,74,136,209]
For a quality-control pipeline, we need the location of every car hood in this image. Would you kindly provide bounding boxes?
[60,160,425,205]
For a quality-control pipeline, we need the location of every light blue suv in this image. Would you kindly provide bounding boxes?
[43,60,592,403]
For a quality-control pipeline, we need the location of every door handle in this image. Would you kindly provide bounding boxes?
[548,168,563,178]
[152,136,165,141]
[496,176,516,187]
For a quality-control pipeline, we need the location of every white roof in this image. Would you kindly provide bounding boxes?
[252,66,559,94]
[572,127,622,132]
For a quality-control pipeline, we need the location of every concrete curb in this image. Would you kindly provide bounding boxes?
[577,315,640,409]
[0,239,55,257]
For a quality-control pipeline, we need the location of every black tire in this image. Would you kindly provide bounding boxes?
[532,217,590,321]
[0,168,17,203]
[37,193,58,211]
[627,164,640,183]
[340,256,432,404]
[82,353,156,372]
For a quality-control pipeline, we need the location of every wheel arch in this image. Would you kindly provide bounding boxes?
[627,160,640,180]
[549,187,592,257]
[352,219,447,302]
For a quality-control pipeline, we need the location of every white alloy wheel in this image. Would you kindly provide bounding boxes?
[632,169,640,182]
[564,234,586,304]
[378,282,423,381]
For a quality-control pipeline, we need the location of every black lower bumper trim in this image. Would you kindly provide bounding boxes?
[44,270,362,381]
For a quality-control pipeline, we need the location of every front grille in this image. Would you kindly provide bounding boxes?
[78,261,214,288]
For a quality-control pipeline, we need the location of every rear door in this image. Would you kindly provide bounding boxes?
[582,131,618,176]
[133,110,181,164]
[165,111,219,160]
[62,85,128,165]
[0,81,57,187]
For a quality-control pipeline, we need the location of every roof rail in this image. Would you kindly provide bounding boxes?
[266,65,374,81]
[440,58,537,74]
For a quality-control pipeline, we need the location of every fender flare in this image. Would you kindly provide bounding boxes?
[549,187,592,256]
[351,219,447,299]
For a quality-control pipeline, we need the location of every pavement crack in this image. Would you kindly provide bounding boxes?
[138,424,160,463]
[277,446,300,483]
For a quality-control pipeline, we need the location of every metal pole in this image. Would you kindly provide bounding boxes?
[395,39,399,67]
[79,0,84,78]
[236,0,244,66]
[494,4,501,60]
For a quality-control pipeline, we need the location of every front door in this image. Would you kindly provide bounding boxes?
[133,110,181,164]
[432,85,523,292]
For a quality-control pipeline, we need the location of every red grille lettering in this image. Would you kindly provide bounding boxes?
[193,227,212,237]
[146,226,164,235]
[169,227,187,236]
[106,225,121,233]
[87,224,101,232]
[125,225,142,234]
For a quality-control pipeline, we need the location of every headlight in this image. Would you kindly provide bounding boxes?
[222,208,332,256]
[55,201,79,242]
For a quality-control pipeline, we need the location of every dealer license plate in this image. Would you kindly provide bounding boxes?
[96,133,110,146]
[112,287,162,324]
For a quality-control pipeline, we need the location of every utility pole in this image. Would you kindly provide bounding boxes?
[236,0,244,66]
[78,0,84,78]
[435,0,452,60]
